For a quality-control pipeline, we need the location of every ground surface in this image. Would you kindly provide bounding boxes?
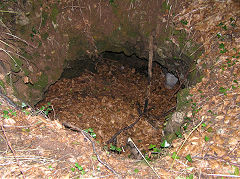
[38,58,177,159]
[0,0,240,178]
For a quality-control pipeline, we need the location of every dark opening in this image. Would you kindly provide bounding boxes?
[37,52,179,159]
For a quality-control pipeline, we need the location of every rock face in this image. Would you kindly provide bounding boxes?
[0,0,203,106]
[165,73,179,89]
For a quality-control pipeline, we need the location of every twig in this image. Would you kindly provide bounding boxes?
[128,137,160,178]
[62,122,121,178]
[0,39,18,51]
[206,174,240,178]
[197,154,240,168]
[38,8,43,32]
[0,10,18,14]
[170,119,203,169]
[5,32,37,48]
[165,4,172,31]
[0,88,19,109]
[106,114,142,144]
[1,125,26,178]
[0,48,23,72]
[144,32,153,114]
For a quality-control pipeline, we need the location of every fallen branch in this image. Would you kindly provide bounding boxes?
[128,137,160,178]
[62,122,121,178]
[170,118,203,169]
[106,114,142,144]
[1,125,26,178]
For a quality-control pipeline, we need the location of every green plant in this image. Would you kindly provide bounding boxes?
[84,128,96,139]
[160,140,170,148]
[186,174,194,179]
[109,144,122,153]
[180,19,188,25]
[204,136,209,142]
[1,109,16,119]
[219,87,228,95]
[71,163,86,175]
[134,168,139,173]
[144,153,151,161]
[230,17,236,27]
[48,165,53,171]
[148,144,161,153]
[39,102,52,116]
[171,152,180,159]
[21,102,31,115]
[185,154,193,162]
[201,123,206,127]
[219,43,227,54]
[77,113,83,118]
[109,0,117,7]
[175,131,183,138]
[191,102,201,117]
[233,166,239,176]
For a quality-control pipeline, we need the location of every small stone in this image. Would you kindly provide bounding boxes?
[228,138,238,145]
[215,115,224,121]
[171,112,184,124]
[15,12,29,26]
[68,156,77,163]
[224,116,230,124]
[217,128,225,134]
[4,118,16,125]
[165,73,178,89]
[187,111,192,118]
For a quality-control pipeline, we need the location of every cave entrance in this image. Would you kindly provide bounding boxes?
[37,52,179,159]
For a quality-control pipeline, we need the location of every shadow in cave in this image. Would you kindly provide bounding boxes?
[37,51,179,159]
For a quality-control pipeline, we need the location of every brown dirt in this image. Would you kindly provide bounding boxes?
[38,58,177,159]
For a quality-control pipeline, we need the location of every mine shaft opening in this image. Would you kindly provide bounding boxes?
[37,51,180,159]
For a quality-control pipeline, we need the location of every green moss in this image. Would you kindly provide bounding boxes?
[0,80,5,90]
[163,130,179,144]
[176,88,191,111]
[161,1,171,12]
[172,29,187,49]
[188,68,203,85]
[50,4,59,23]
[11,56,23,73]
[21,50,33,60]
[41,32,49,40]
[32,73,48,91]
[5,75,11,85]
[23,68,30,76]
[42,10,48,27]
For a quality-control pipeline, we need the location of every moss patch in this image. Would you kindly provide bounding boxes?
[11,56,23,73]
[50,3,59,23]
[32,73,48,91]
[176,88,191,111]
[0,80,6,90]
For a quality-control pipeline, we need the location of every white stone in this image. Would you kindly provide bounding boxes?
[165,73,178,89]
[171,112,185,124]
